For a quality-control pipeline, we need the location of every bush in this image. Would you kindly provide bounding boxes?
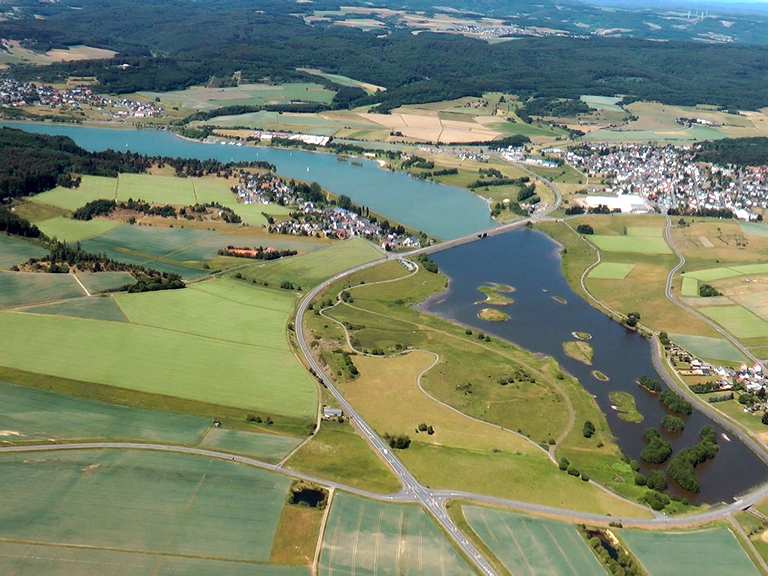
[567,465,581,477]
[660,390,692,415]
[634,473,647,486]
[661,414,685,433]
[383,433,411,450]
[640,429,672,464]
[576,224,594,235]
[646,470,667,491]
[559,457,570,471]
[583,420,596,438]
[643,490,670,511]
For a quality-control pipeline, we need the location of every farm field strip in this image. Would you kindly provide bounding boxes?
[0,450,293,564]
[0,235,47,269]
[682,276,699,297]
[683,263,768,282]
[318,492,470,575]
[0,271,83,307]
[589,235,672,255]
[37,216,120,242]
[670,334,747,363]
[462,505,606,575]
[0,279,318,419]
[588,262,635,280]
[23,295,128,322]
[700,306,768,339]
[620,527,760,576]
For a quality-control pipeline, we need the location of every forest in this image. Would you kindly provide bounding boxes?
[695,138,768,166]
[2,0,768,111]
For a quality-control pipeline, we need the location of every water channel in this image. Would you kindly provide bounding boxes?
[425,228,766,504]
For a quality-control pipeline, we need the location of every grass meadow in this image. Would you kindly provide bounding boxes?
[24,295,128,322]
[37,216,120,242]
[700,306,768,339]
[670,334,747,364]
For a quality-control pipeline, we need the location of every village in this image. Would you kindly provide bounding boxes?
[0,78,163,119]
[233,171,422,250]
[669,342,768,415]
[564,143,768,219]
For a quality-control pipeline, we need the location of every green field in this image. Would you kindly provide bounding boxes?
[684,264,768,282]
[589,235,672,255]
[0,450,294,567]
[37,216,120,242]
[0,271,83,307]
[239,238,383,289]
[31,175,118,211]
[0,541,309,576]
[701,306,768,339]
[318,493,469,575]
[588,262,635,280]
[201,428,301,462]
[116,173,196,205]
[682,276,699,297]
[462,505,606,575]
[25,295,128,322]
[76,271,135,292]
[140,82,336,110]
[670,333,747,363]
[621,527,759,576]
[0,379,208,443]
[0,234,46,269]
[581,95,623,112]
[0,279,317,421]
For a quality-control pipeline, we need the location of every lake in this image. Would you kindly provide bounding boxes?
[2,122,494,240]
[425,228,766,504]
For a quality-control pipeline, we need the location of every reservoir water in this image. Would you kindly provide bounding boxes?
[425,229,767,504]
[2,122,494,240]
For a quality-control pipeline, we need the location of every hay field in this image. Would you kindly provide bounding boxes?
[37,216,120,242]
[286,421,402,494]
[318,493,470,575]
[588,262,635,279]
[45,45,117,62]
[462,505,605,575]
[139,82,335,111]
[0,234,46,270]
[621,527,759,576]
[0,271,83,307]
[0,379,207,444]
[589,235,672,254]
[341,351,541,454]
[670,334,746,363]
[0,450,294,565]
[682,276,699,297]
[361,111,501,143]
[0,279,318,421]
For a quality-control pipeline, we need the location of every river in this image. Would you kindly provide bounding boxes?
[424,228,766,504]
[2,122,494,240]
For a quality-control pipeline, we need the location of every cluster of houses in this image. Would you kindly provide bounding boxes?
[499,146,560,168]
[233,171,295,206]
[267,201,421,249]
[0,78,163,119]
[233,171,421,249]
[565,143,767,219]
[671,343,766,397]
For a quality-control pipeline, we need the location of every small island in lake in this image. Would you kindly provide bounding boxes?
[478,308,510,322]
[609,391,644,423]
[563,340,594,365]
[476,283,516,306]
[572,331,592,341]
[592,370,610,382]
